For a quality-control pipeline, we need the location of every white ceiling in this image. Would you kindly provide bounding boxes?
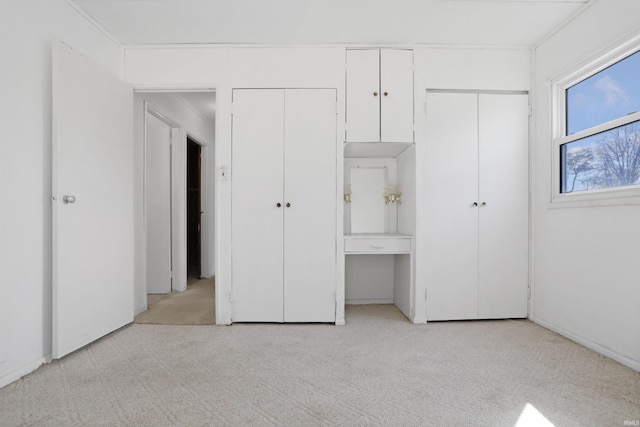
[71,0,589,47]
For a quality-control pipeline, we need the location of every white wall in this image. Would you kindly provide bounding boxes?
[0,0,123,387]
[532,0,640,370]
[125,47,347,324]
[133,93,216,315]
[125,45,531,325]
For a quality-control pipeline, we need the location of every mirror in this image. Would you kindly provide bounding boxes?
[350,167,387,233]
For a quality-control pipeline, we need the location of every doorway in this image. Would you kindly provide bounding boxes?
[135,90,216,324]
[187,137,202,279]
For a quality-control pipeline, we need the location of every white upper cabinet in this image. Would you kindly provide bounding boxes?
[380,49,414,143]
[346,49,414,144]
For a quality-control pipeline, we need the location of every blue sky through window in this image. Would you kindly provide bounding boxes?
[566,50,640,135]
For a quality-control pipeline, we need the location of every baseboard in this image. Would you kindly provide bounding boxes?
[345,298,393,305]
[532,317,640,372]
[134,304,147,317]
[0,355,51,389]
[412,315,427,324]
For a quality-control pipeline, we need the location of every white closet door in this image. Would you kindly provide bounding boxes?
[346,49,380,142]
[283,89,336,322]
[231,90,285,322]
[380,49,414,143]
[478,94,529,319]
[425,92,479,321]
[145,113,172,294]
[52,42,133,358]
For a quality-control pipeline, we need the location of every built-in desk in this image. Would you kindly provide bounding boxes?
[344,233,412,254]
[344,234,414,321]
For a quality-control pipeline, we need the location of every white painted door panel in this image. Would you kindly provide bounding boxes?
[52,43,133,358]
[283,89,336,322]
[425,93,479,321]
[146,113,172,294]
[478,94,529,319]
[231,90,285,322]
[380,49,414,143]
[346,50,380,142]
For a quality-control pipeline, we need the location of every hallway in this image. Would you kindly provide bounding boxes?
[135,277,215,325]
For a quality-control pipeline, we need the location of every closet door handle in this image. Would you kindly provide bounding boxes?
[472,202,478,207]
[373,91,378,97]
[383,92,388,97]
[276,202,282,208]
[286,202,291,208]
[481,202,487,207]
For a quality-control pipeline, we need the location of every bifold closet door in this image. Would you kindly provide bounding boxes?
[283,89,337,322]
[478,94,529,319]
[231,90,285,322]
[425,92,479,321]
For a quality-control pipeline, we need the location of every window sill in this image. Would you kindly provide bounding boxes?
[549,186,640,209]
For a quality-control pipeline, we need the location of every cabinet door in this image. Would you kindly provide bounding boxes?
[283,89,337,322]
[478,94,529,319]
[346,49,380,142]
[380,49,414,143]
[425,92,479,321]
[231,89,285,322]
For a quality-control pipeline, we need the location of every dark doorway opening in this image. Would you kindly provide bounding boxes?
[187,138,202,279]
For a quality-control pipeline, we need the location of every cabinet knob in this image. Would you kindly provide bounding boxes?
[286,202,291,208]
[472,202,478,207]
[276,202,282,208]
[383,92,388,96]
[481,202,487,207]
[373,91,378,97]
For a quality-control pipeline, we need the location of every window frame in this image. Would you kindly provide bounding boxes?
[551,36,640,207]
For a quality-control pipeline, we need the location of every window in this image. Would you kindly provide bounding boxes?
[556,47,640,198]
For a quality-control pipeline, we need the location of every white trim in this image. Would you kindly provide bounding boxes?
[135,88,217,93]
[0,356,51,389]
[551,114,640,206]
[63,0,122,49]
[345,299,394,305]
[123,42,536,50]
[533,0,598,50]
[426,89,528,95]
[532,317,640,372]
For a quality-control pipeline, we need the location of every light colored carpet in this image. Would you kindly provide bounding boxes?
[135,277,215,325]
[1,305,639,426]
